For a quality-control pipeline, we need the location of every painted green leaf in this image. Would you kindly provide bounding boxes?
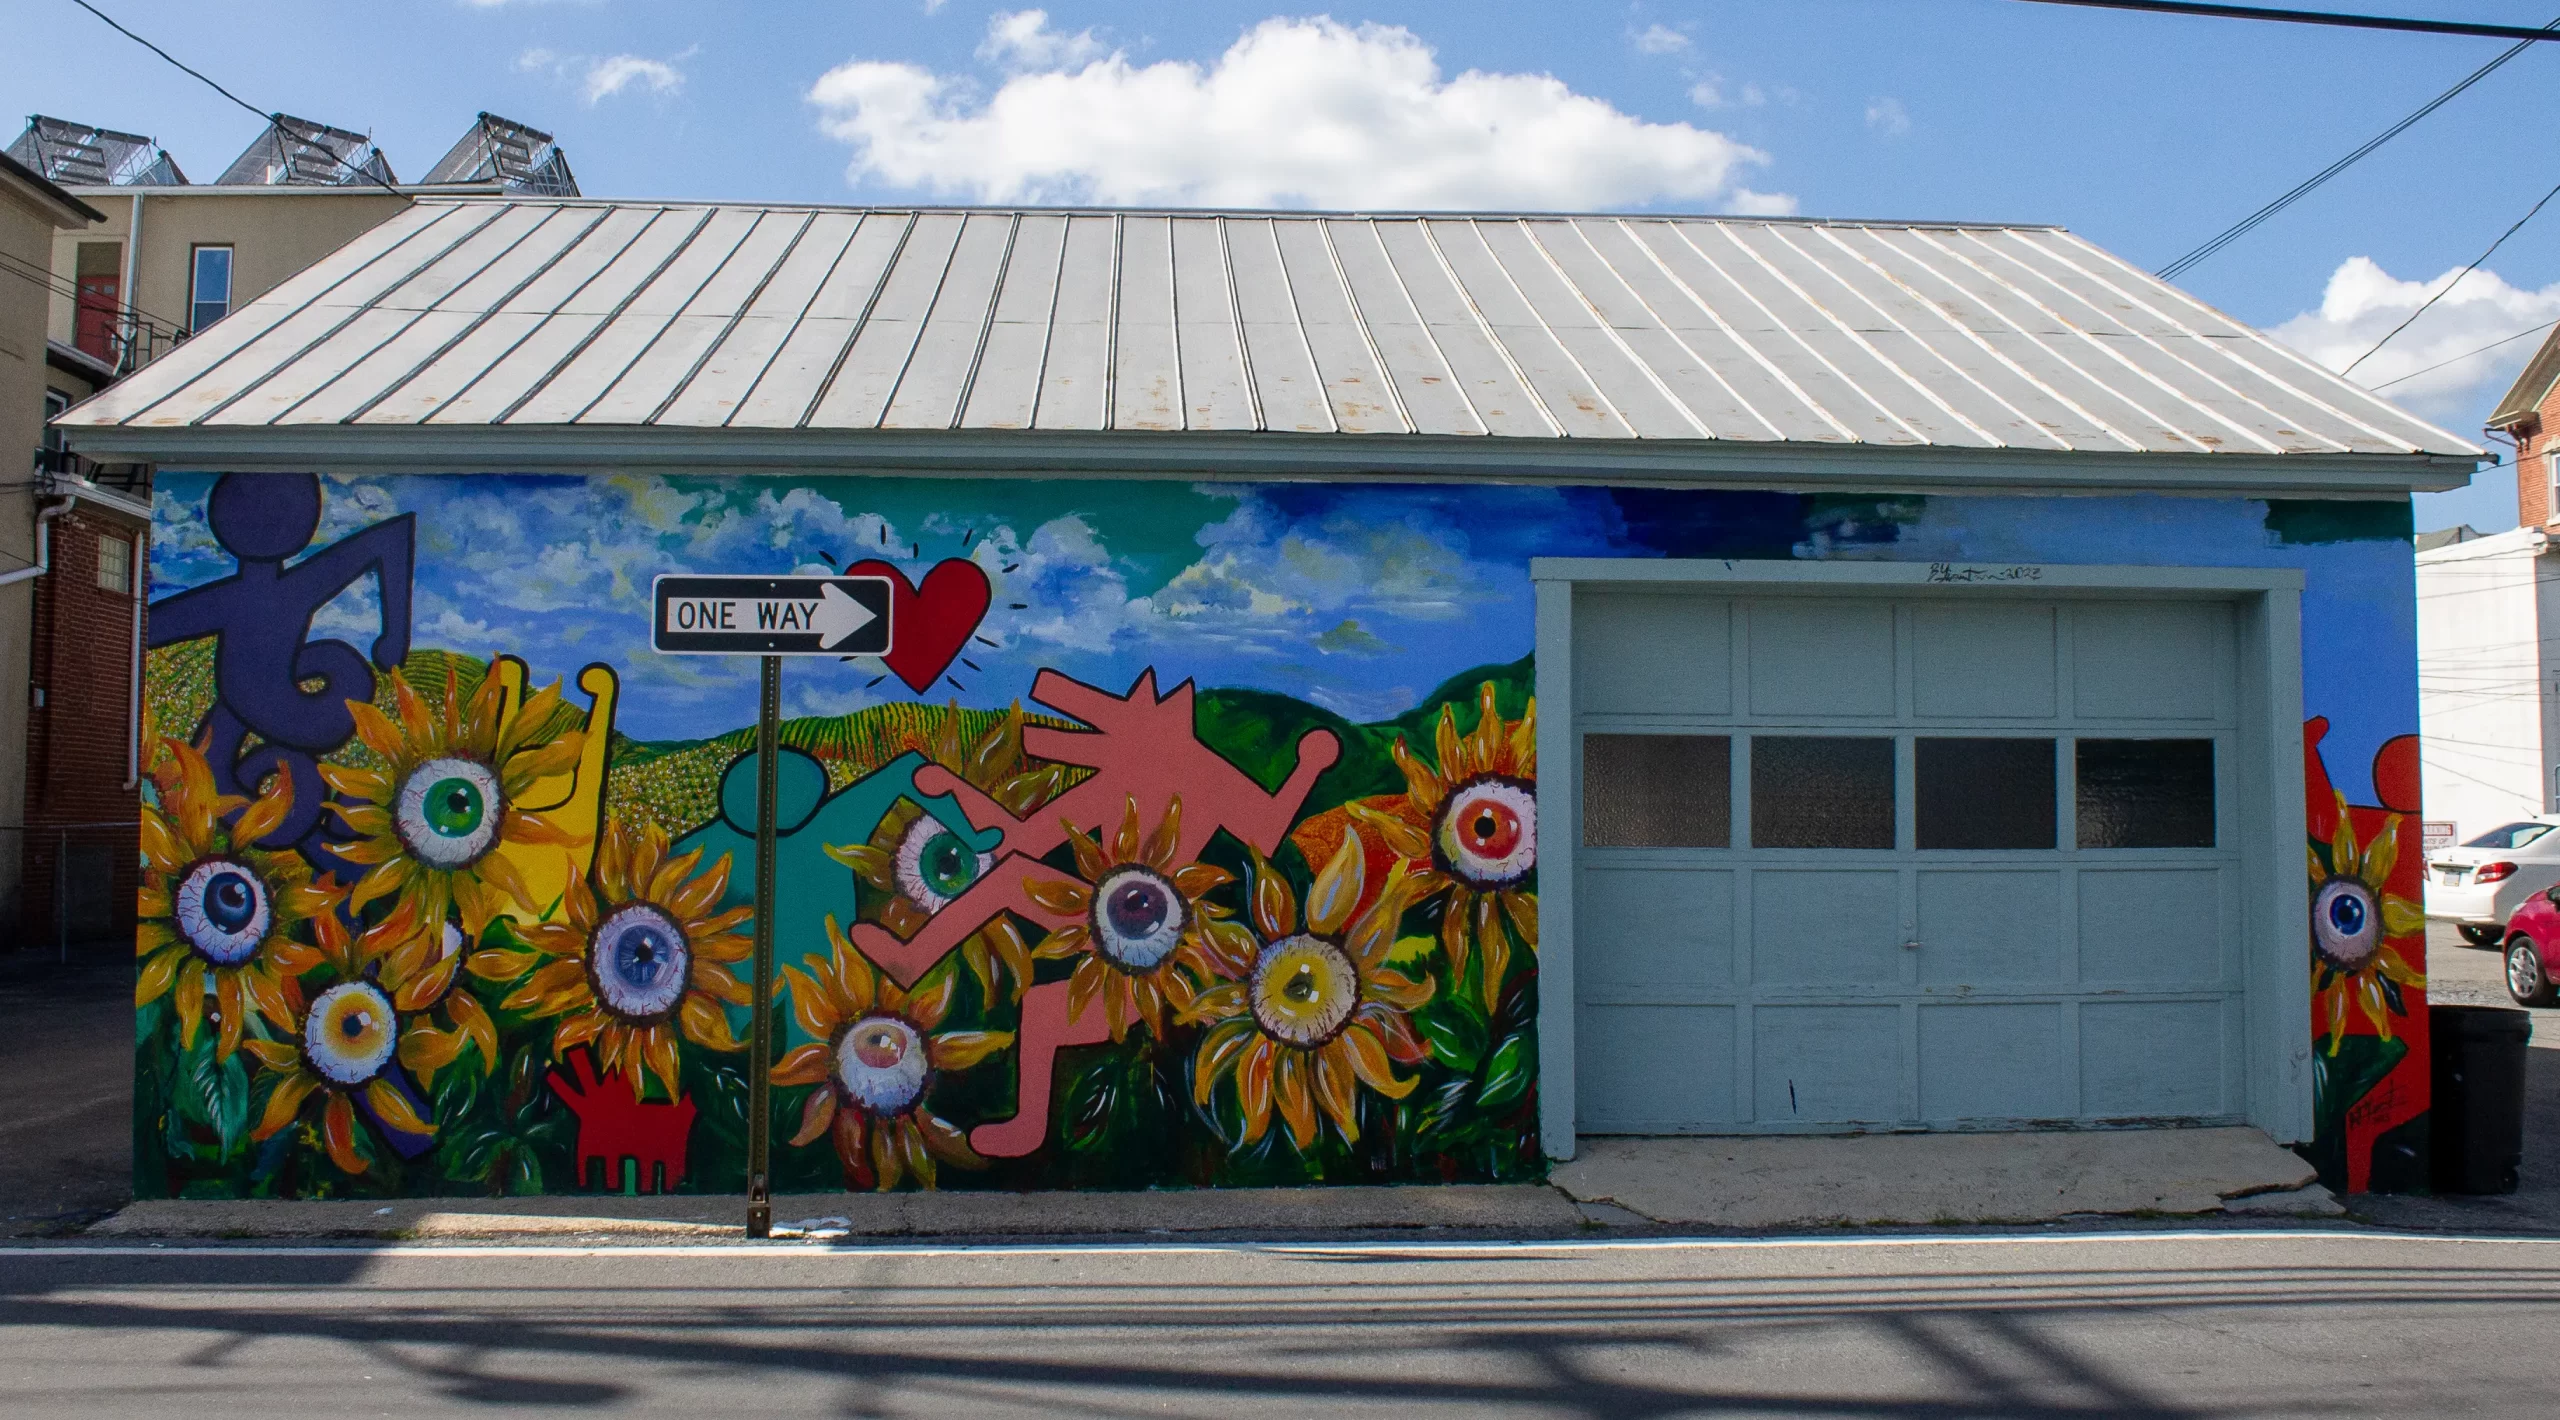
[1478,1033,1533,1110]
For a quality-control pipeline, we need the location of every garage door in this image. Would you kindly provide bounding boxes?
[1572,589,2244,1133]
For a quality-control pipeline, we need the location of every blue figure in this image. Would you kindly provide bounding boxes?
[149,473,415,864]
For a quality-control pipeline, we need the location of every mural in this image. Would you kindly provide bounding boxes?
[136,471,2424,1197]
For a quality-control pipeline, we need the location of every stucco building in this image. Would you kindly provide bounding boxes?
[57,197,2480,1197]
[2414,327,2560,847]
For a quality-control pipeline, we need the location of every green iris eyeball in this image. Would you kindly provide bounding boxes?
[426,777,486,838]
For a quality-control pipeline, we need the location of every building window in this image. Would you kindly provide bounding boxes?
[2547,448,2559,525]
[97,533,132,596]
[42,390,70,467]
[190,246,234,332]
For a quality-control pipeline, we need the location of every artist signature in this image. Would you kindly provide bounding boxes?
[1926,563,2044,583]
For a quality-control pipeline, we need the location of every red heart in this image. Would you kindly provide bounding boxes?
[843,558,992,693]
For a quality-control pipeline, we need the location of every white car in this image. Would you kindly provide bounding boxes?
[2426,815,2560,946]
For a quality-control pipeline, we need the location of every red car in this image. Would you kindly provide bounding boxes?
[2498,887,2560,1007]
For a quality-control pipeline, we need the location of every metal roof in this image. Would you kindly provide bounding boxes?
[57,197,2481,463]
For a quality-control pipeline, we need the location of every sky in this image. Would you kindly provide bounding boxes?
[20,1,2560,531]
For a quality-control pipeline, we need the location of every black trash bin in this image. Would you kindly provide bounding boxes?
[2430,1004,2532,1195]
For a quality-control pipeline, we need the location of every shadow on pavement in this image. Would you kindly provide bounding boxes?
[0,948,133,1236]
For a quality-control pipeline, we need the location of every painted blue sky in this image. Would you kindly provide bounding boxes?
[26,2,2558,531]
[149,472,2414,804]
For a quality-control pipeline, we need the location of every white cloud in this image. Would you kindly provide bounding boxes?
[1865,96,1910,138]
[807,16,1785,211]
[2270,256,2560,425]
[584,52,687,103]
[979,10,1107,70]
[1632,23,1689,54]
[1688,77,1766,110]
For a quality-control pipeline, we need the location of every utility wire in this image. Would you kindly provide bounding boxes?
[2344,175,2560,375]
[63,0,408,199]
[2013,0,2560,43]
[2157,15,2560,281]
[2371,317,2560,391]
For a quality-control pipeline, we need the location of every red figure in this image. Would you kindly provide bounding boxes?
[843,669,1339,1158]
[549,1050,697,1194]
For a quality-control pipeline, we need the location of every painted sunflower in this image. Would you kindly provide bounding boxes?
[826,703,1065,1004]
[243,904,437,1175]
[1182,829,1432,1149]
[2308,791,2426,1053]
[477,818,752,1099]
[377,914,500,1088]
[775,921,1012,1190]
[1020,796,1252,1042]
[323,664,584,938]
[1346,682,1537,1010]
[138,736,337,1059]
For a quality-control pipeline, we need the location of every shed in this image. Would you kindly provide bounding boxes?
[58,198,2479,1199]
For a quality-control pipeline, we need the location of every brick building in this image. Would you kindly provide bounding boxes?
[2492,325,2560,528]
[18,485,149,949]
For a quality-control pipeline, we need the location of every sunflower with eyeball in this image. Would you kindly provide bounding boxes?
[775,924,1013,1190]
[243,902,439,1176]
[138,736,338,1061]
[322,665,585,940]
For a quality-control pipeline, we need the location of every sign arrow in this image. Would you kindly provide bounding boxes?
[813,581,877,649]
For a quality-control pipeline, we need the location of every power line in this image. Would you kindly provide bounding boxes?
[2344,175,2560,375]
[2156,16,2559,281]
[2013,0,2560,42]
[2370,317,2560,391]
[63,0,407,199]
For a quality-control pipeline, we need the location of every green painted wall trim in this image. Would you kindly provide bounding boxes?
[2263,500,2416,546]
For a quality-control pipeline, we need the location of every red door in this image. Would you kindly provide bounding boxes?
[74,274,119,361]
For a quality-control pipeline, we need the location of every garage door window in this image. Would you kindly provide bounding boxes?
[1582,734,1730,847]
[1916,737,2057,850]
[2075,738,2216,849]
[1751,736,1894,849]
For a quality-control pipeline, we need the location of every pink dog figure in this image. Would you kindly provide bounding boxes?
[843,668,1338,1158]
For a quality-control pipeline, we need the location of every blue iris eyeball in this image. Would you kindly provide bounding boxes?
[589,903,690,1021]
[2312,876,2381,971]
[174,857,272,966]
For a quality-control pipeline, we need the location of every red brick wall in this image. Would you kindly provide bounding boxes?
[17,505,147,951]
[2517,383,2560,529]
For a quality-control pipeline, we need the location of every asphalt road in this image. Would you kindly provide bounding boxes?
[3,1230,2556,1417]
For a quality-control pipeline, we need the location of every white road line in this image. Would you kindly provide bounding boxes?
[4,1229,2532,1262]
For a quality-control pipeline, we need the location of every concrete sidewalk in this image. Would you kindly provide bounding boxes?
[85,1125,2336,1240]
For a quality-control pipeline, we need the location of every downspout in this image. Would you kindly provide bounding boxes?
[120,194,142,369]
[124,544,143,789]
[0,498,69,588]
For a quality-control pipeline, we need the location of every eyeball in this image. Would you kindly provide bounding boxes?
[1435,777,1536,889]
[1090,866,1186,971]
[174,858,272,965]
[394,757,503,869]
[304,981,398,1086]
[1249,936,1359,1047]
[2313,876,2380,970]
[836,1013,929,1115]
[588,904,691,1022]
[894,817,990,912]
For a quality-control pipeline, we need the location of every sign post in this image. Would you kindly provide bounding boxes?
[650,574,893,1238]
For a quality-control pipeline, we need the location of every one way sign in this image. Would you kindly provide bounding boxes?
[651,575,894,655]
